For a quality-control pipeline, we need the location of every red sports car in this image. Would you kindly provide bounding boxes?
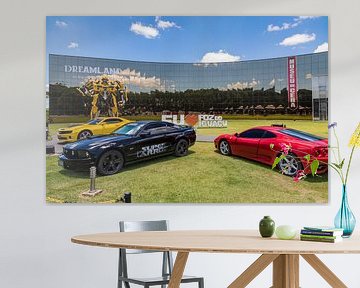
[214,125,328,176]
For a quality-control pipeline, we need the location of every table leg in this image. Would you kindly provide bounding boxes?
[228,253,348,288]
[301,254,347,288]
[272,254,299,288]
[228,254,279,288]
[168,252,189,288]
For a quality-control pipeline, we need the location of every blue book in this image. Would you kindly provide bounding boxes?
[302,226,343,237]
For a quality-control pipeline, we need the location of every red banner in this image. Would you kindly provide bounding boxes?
[287,57,298,109]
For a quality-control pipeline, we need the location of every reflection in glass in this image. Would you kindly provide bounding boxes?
[49,52,328,120]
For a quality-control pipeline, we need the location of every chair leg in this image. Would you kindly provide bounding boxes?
[199,278,204,288]
[118,250,122,288]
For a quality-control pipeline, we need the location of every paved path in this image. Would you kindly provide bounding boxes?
[47,136,63,154]
[197,135,216,142]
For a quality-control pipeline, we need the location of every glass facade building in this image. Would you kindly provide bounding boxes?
[49,52,328,120]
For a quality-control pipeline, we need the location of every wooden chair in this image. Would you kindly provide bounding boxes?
[118,220,204,288]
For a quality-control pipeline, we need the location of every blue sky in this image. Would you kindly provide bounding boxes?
[46,16,328,63]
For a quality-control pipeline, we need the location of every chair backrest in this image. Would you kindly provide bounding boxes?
[118,220,173,282]
[120,220,168,232]
[119,220,168,254]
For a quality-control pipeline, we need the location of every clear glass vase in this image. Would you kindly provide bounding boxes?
[334,185,356,237]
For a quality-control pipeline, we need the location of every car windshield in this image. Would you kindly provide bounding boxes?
[113,123,145,135]
[87,119,101,125]
[281,129,325,141]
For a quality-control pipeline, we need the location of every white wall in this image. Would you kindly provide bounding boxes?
[1,0,360,287]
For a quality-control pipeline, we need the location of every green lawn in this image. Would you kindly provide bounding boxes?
[49,123,65,136]
[46,142,328,204]
[48,114,312,124]
[49,119,328,139]
[196,120,328,138]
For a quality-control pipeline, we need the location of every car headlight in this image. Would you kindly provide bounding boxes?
[77,150,91,159]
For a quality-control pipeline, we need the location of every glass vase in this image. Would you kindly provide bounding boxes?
[334,185,356,237]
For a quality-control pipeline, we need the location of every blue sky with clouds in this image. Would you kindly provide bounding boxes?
[46,16,328,63]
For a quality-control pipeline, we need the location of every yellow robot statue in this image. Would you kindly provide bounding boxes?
[77,75,128,119]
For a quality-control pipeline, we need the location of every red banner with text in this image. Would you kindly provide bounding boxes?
[287,56,298,109]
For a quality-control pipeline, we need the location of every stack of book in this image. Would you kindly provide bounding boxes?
[300,226,344,243]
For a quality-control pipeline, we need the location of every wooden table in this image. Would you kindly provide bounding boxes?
[72,230,360,288]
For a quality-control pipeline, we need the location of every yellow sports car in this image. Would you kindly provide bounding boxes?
[57,117,132,143]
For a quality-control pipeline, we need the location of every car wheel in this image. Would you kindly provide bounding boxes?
[97,150,124,176]
[78,130,92,140]
[278,153,303,176]
[174,139,189,157]
[219,140,231,156]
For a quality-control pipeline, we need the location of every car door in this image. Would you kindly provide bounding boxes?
[84,119,104,135]
[162,125,181,153]
[257,131,278,165]
[135,123,170,160]
[232,129,265,160]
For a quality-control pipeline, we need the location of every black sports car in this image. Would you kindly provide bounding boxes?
[58,121,196,175]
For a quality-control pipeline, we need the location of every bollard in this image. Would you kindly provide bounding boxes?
[89,166,96,191]
[82,166,103,196]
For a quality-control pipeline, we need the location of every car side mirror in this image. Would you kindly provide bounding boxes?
[235,133,240,137]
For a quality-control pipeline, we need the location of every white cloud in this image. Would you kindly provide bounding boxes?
[56,20,67,28]
[267,24,282,32]
[296,16,319,21]
[87,69,165,91]
[193,63,218,67]
[224,79,258,90]
[279,33,316,46]
[67,42,79,49]
[267,22,299,32]
[130,22,159,39]
[314,42,328,53]
[267,16,320,33]
[200,50,240,63]
[155,17,181,30]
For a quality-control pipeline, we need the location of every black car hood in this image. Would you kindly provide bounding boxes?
[65,134,132,150]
